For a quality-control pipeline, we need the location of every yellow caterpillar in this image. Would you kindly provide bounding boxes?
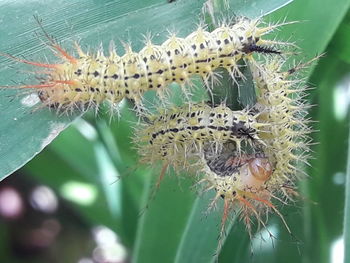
[2,17,283,113]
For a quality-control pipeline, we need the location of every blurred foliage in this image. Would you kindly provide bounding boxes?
[0,0,350,262]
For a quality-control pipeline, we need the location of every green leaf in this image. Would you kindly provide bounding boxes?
[345,125,350,263]
[0,94,73,180]
[267,0,350,62]
[174,191,233,263]
[132,172,197,262]
[305,56,350,263]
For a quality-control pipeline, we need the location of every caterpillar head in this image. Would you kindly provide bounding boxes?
[205,155,273,198]
[242,157,273,189]
[202,146,280,233]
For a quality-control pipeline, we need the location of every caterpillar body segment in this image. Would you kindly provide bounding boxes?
[135,102,265,170]
[249,59,313,189]
[2,18,283,113]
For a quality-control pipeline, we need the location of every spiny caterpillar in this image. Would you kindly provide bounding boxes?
[135,102,266,170]
[1,17,284,113]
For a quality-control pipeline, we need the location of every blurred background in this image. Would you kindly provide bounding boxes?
[0,0,350,262]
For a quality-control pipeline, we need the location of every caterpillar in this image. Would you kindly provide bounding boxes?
[135,102,266,170]
[1,17,284,114]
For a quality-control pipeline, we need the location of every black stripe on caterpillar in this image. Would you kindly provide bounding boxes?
[135,102,266,169]
[2,17,285,113]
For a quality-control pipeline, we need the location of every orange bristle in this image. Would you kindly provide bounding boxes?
[19,83,56,89]
[0,52,59,69]
[53,80,77,85]
[52,44,77,64]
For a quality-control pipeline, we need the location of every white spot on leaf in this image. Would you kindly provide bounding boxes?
[21,93,40,107]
